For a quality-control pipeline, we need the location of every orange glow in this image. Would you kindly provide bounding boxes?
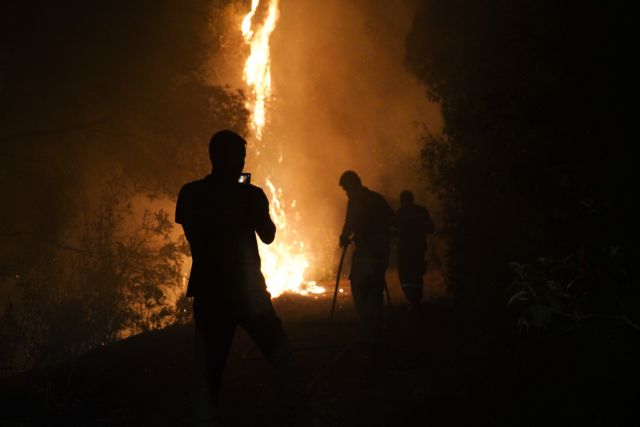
[241,0,278,140]
[258,178,324,297]
[240,1,325,297]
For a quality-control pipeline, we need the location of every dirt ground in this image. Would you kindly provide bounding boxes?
[0,274,635,426]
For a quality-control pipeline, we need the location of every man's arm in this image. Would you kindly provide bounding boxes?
[175,185,197,250]
[254,189,276,244]
[340,199,355,247]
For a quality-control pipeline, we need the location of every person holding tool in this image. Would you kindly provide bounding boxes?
[175,130,305,426]
[338,170,393,346]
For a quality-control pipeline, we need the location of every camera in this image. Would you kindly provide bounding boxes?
[238,172,251,184]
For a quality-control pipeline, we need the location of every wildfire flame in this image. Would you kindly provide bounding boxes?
[259,179,324,297]
[241,0,278,140]
[240,0,325,297]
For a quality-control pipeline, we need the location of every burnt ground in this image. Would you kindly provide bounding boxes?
[1,274,637,426]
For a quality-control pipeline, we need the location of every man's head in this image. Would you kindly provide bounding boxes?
[339,170,363,198]
[400,190,414,207]
[209,130,246,180]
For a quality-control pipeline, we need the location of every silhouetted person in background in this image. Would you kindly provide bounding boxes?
[339,171,393,345]
[176,130,301,426]
[393,190,434,309]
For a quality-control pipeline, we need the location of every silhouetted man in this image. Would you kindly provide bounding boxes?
[393,190,434,309]
[176,130,299,426]
[339,171,393,344]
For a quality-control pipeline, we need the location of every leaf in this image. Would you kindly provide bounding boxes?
[509,262,525,278]
[507,290,529,306]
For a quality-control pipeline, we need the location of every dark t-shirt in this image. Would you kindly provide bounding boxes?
[342,187,393,267]
[393,204,433,253]
[342,187,393,246]
[175,174,275,298]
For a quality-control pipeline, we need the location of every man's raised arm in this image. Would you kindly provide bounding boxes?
[254,189,276,244]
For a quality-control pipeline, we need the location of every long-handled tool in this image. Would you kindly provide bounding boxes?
[330,242,350,320]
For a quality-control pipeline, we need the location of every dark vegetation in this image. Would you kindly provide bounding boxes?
[0,293,501,426]
[406,0,638,424]
[0,0,247,373]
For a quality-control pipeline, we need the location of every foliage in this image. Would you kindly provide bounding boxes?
[0,1,249,374]
[80,178,191,335]
[174,291,194,325]
[508,241,639,332]
[0,177,190,374]
[405,1,635,315]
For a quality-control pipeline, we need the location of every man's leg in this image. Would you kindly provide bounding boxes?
[351,278,384,343]
[399,250,424,308]
[366,277,385,341]
[350,280,367,322]
[242,311,293,368]
[193,299,236,426]
[242,301,318,425]
[238,289,303,400]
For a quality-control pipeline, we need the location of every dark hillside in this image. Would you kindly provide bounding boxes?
[2,278,637,426]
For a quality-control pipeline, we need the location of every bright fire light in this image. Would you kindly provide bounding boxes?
[259,179,325,297]
[240,0,325,297]
[241,0,278,140]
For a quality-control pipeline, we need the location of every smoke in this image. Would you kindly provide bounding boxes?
[207,0,442,278]
[1,0,442,297]
[0,0,443,369]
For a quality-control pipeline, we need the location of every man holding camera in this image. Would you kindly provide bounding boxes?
[175,130,301,425]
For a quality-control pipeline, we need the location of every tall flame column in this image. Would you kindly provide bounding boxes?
[240,0,324,297]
